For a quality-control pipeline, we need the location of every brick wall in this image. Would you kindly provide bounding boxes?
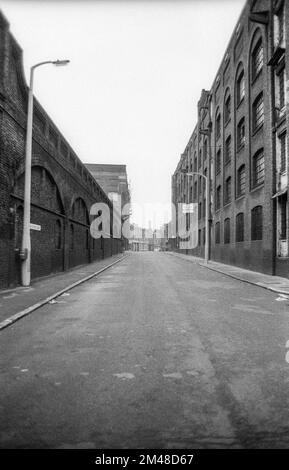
[172,0,288,276]
[0,11,123,289]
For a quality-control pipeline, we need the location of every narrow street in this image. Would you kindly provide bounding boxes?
[1,252,289,449]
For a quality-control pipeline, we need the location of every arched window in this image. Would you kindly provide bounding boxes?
[237,165,246,197]
[252,39,263,80]
[251,206,263,240]
[204,139,208,161]
[225,177,232,204]
[55,219,62,250]
[216,185,222,210]
[216,149,221,175]
[236,67,245,105]
[224,90,231,124]
[236,213,244,242]
[199,148,202,168]
[225,135,232,164]
[216,112,221,140]
[215,222,221,244]
[237,117,245,150]
[252,92,264,131]
[252,149,265,187]
[224,218,231,244]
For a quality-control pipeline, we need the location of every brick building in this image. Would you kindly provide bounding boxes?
[0,11,123,289]
[172,0,289,277]
[85,164,131,250]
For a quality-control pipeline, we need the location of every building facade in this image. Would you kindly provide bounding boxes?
[85,164,131,250]
[172,0,289,277]
[0,12,123,290]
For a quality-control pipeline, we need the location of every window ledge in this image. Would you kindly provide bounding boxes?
[235,194,245,202]
[224,118,231,128]
[250,183,264,194]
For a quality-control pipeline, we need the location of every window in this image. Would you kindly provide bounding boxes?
[279,67,285,109]
[194,153,197,171]
[252,93,264,130]
[224,218,231,244]
[236,213,244,242]
[251,206,263,240]
[252,149,265,187]
[204,139,208,161]
[198,229,201,246]
[279,194,287,239]
[236,69,245,105]
[215,222,221,244]
[252,40,264,80]
[216,149,221,175]
[216,114,221,139]
[280,133,287,173]
[277,6,284,44]
[224,94,231,123]
[225,135,231,164]
[194,181,198,200]
[69,224,74,250]
[199,202,202,220]
[237,117,245,150]
[216,185,222,210]
[225,177,232,204]
[55,220,62,249]
[237,165,246,197]
[199,149,202,168]
[203,199,206,218]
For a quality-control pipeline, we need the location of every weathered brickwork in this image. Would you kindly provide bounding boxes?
[172,0,289,276]
[0,12,122,289]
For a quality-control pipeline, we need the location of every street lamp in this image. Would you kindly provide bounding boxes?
[181,170,210,264]
[21,59,70,287]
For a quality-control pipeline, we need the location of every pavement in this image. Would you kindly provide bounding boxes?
[168,251,289,295]
[1,252,289,449]
[0,253,128,329]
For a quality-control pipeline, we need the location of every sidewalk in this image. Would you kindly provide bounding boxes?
[167,251,289,296]
[0,253,128,329]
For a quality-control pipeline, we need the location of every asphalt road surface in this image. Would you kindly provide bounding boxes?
[1,252,289,449]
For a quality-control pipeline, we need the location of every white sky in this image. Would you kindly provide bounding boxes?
[1,0,245,228]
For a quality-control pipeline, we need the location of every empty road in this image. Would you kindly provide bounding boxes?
[1,252,289,449]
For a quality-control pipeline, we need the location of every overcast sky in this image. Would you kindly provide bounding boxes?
[1,0,245,228]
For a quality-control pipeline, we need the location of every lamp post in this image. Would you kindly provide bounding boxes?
[181,170,209,264]
[21,59,70,287]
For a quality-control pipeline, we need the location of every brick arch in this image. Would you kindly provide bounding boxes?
[248,26,264,80]
[70,197,90,225]
[13,165,65,215]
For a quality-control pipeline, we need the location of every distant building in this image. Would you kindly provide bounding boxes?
[85,164,131,249]
[172,0,289,277]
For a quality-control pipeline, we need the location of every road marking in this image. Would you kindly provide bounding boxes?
[113,373,135,380]
[163,372,183,379]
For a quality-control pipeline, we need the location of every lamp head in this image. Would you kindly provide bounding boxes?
[52,59,70,66]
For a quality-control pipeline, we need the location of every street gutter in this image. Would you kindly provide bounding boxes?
[167,252,289,296]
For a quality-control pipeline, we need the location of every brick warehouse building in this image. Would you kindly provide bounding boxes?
[172,0,289,277]
[0,12,123,289]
